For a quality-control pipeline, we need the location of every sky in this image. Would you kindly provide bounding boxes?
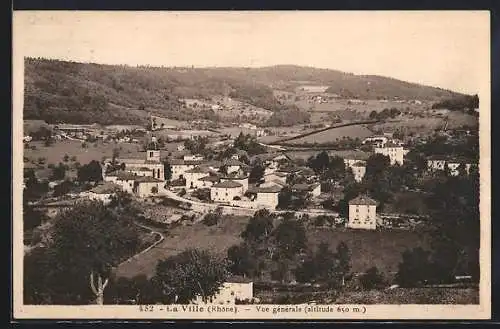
[13,11,490,94]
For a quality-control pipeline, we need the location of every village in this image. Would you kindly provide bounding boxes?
[23,106,479,306]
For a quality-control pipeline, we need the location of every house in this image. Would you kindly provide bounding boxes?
[114,140,165,181]
[210,180,243,203]
[263,171,288,185]
[220,172,249,194]
[374,143,406,165]
[104,170,137,193]
[427,155,475,176]
[347,195,378,230]
[184,166,214,189]
[427,155,447,171]
[362,135,388,147]
[184,154,205,162]
[133,176,164,198]
[198,175,221,188]
[192,276,254,305]
[291,183,321,197]
[350,162,366,182]
[223,159,248,175]
[254,185,282,209]
[80,182,122,204]
[169,159,204,180]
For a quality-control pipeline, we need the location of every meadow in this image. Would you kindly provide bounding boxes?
[114,214,431,281]
[283,124,374,145]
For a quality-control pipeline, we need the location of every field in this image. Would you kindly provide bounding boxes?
[114,214,432,280]
[284,124,374,145]
[24,140,144,167]
[306,228,432,274]
[284,149,372,161]
[114,215,250,279]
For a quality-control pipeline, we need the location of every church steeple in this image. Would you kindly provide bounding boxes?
[146,135,160,162]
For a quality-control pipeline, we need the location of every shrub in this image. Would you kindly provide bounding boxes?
[179,188,186,197]
[359,266,385,290]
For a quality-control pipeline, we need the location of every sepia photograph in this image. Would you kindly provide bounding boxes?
[12,10,491,319]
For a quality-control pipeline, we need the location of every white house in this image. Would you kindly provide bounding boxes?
[192,276,254,305]
[374,143,406,165]
[254,185,282,209]
[427,155,476,176]
[169,159,203,180]
[104,170,137,193]
[347,195,378,230]
[80,182,122,205]
[350,162,366,182]
[184,154,205,162]
[184,166,214,189]
[362,135,388,147]
[210,180,244,203]
[133,176,164,198]
[220,173,249,195]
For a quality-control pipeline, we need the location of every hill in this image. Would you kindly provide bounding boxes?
[23,58,467,125]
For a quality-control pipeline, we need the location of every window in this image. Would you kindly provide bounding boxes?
[149,152,153,157]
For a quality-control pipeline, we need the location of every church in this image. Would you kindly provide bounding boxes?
[103,136,166,198]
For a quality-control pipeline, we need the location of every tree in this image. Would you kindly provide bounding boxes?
[202,208,222,226]
[273,217,307,259]
[227,244,258,278]
[63,154,70,162]
[24,200,140,304]
[50,163,67,181]
[360,266,385,290]
[77,160,103,183]
[396,247,433,287]
[154,249,229,304]
[241,209,274,243]
[249,162,265,184]
[369,110,378,120]
[160,161,172,181]
[53,180,74,197]
[307,151,330,174]
[334,241,351,287]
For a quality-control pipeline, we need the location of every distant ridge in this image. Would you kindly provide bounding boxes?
[23,57,467,125]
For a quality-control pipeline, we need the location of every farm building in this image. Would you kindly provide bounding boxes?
[210,180,244,203]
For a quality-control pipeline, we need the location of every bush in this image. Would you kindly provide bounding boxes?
[359,266,385,290]
[178,188,186,197]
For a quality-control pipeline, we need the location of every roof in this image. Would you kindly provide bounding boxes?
[349,194,378,206]
[222,171,249,179]
[377,142,404,148]
[169,159,203,166]
[255,185,282,193]
[117,158,146,165]
[185,166,214,174]
[291,183,320,192]
[134,176,163,183]
[89,182,122,194]
[212,180,243,188]
[224,159,248,167]
[198,175,221,182]
[106,170,137,180]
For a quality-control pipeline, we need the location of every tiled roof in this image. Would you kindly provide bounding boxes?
[198,175,221,182]
[212,180,243,188]
[349,194,378,206]
[169,159,203,166]
[352,161,366,167]
[106,170,137,180]
[134,176,163,183]
[117,158,146,164]
[255,185,282,193]
[185,166,214,174]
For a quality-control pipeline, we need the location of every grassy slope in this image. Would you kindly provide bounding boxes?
[114,214,432,279]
